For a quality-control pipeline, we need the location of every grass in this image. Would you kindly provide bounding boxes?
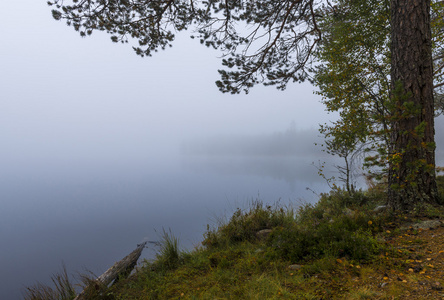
[153,228,182,271]
[106,187,394,299]
[24,264,76,300]
[25,175,444,299]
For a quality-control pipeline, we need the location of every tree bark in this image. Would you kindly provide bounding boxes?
[74,242,147,300]
[389,0,438,209]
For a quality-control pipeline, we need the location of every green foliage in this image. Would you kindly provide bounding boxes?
[387,84,439,205]
[269,213,380,263]
[30,186,411,299]
[266,189,385,264]
[314,0,392,181]
[299,256,338,275]
[203,190,386,268]
[108,188,392,299]
[202,200,295,249]
[432,0,444,113]
[436,173,444,204]
[314,0,444,186]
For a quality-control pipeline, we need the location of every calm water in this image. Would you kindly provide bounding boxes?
[0,153,331,299]
[2,122,443,299]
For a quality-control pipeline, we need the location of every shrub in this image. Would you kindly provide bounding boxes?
[267,190,383,263]
[202,200,295,249]
[268,219,379,262]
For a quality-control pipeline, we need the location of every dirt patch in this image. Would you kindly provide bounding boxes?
[377,223,444,299]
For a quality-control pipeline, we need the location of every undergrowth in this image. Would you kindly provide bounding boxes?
[25,175,444,299]
[108,187,392,299]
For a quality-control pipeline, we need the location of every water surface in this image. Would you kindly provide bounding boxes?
[0,151,330,299]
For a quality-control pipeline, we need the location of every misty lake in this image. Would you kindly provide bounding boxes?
[0,130,337,299]
[2,4,444,298]
[1,125,442,299]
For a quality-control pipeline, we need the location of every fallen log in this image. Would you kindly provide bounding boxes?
[74,242,147,300]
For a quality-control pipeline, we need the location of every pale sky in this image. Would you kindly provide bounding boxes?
[1,2,443,169]
[0,1,335,167]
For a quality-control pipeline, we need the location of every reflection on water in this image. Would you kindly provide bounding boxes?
[180,126,336,188]
[0,152,331,299]
[11,121,435,299]
[4,132,443,299]
[182,155,328,188]
[0,113,442,300]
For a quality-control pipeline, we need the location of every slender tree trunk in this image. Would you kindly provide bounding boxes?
[74,242,146,300]
[389,0,438,209]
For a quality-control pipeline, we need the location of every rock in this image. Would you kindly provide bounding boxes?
[343,208,355,216]
[288,264,302,270]
[373,205,387,213]
[413,265,423,273]
[412,220,442,230]
[256,229,273,241]
[432,282,443,291]
[400,219,442,231]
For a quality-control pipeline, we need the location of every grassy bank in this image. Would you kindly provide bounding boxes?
[26,177,444,299]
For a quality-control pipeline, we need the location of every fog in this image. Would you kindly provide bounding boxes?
[0,2,332,167]
[1,2,443,299]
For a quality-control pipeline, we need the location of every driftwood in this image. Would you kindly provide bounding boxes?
[74,242,147,300]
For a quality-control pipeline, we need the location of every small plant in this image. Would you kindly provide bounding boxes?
[154,228,182,270]
[299,256,338,275]
[24,264,77,300]
[346,286,380,299]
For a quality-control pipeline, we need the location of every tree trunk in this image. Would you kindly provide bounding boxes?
[389,0,438,209]
[74,242,147,300]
